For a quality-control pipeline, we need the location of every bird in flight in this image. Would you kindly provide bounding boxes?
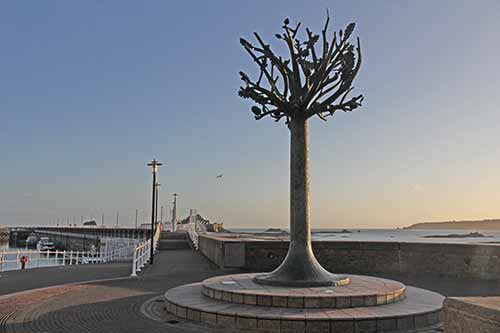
[216,174,223,179]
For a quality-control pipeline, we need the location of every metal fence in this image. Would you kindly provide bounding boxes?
[0,243,137,272]
[176,221,206,250]
[130,224,161,276]
[1,225,162,276]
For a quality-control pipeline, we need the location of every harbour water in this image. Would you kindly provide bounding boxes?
[0,241,65,271]
[0,237,139,272]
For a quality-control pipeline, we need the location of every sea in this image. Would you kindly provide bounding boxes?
[1,227,499,272]
[227,228,500,244]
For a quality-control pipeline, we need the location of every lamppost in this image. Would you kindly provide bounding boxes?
[155,182,161,231]
[172,193,178,232]
[147,159,162,264]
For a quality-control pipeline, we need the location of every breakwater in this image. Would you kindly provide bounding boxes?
[8,227,150,251]
[9,228,100,251]
[199,234,500,280]
[8,227,149,251]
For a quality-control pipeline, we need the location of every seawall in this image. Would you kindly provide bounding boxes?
[198,234,500,280]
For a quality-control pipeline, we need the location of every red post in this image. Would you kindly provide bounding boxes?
[21,255,27,270]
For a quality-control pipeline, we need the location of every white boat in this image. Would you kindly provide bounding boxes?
[26,234,38,248]
[36,237,55,251]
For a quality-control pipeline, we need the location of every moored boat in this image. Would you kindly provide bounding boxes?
[26,234,38,248]
[36,237,55,251]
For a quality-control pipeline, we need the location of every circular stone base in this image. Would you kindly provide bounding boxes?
[202,273,406,308]
[165,281,444,332]
[253,271,351,287]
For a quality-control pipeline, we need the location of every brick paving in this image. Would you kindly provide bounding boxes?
[0,261,132,296]
[0,249,240,332]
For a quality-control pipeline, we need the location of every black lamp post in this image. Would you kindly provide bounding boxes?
[172,193,178,232]
[147,159,162,264]
[155,182,161,231]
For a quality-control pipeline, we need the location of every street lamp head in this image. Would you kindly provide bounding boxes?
[147,159,163,174]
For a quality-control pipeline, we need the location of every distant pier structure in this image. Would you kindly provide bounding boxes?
[8,226,151,250]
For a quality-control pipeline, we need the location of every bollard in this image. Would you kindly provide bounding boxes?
[21,255,27,270]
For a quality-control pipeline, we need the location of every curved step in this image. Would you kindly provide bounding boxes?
[201,273,406,309]
[165,282,444,332]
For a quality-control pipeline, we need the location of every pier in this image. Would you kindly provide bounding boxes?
[8,226,150,250]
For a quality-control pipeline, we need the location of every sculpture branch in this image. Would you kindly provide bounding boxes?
[239,14,363,124]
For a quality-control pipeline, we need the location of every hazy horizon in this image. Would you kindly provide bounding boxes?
[1,1,500,229]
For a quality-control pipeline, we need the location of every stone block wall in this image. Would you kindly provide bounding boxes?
[198,234,225,267]
[445,297,500,332]
[198,235,500,280]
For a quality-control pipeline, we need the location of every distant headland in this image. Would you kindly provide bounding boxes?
[406,219,500,230]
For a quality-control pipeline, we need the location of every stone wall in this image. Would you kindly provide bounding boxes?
[198,234,226,267]
[445,297,500,332]
[198,235,500,280]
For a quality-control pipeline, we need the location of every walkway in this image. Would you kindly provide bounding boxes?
[0,261,131,296]
[0,249,241,332]
[1,247,499,332]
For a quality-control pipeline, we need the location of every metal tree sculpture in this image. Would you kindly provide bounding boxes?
[238,14,364,287]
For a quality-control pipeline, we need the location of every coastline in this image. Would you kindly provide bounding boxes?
[406,219,500,230]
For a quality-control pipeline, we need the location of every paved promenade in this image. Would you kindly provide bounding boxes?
[1,247,499,332]
[0,261,132,296]
[0,249,241,332]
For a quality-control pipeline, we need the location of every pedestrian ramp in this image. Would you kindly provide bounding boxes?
[158,231,191,250]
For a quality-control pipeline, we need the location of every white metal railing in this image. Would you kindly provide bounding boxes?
[0,241,139,273]
[130,225,161,276]
[176,221,206,250]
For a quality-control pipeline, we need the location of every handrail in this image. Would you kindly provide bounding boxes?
[130,224,161,276]
[176,221,205,250]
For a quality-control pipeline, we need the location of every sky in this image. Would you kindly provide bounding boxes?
[1,1,499,229]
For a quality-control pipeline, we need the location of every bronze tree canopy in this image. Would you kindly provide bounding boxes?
[238,13,364,124]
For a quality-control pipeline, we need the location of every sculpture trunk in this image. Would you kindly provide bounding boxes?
[254,117,349,287]
[289,116,312,265]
